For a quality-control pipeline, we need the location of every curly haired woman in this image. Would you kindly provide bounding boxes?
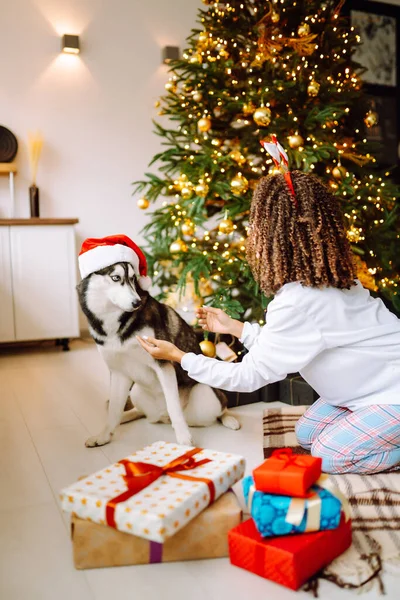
[138,170,400,475]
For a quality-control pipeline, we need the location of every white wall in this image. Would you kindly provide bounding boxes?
[0,0,201,247]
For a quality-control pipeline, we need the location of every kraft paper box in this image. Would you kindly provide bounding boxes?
[71,490,242,569]
[60,441,245,543]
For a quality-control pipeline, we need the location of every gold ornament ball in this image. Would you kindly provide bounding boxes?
[364,110,378,128]
[200,340,216,358]
[332,165,347,180]
[243,102,256,115]
[181,185,193,199]
[288,134,304,149]
[137,197,149,210]
[189,54,202,64]
[192,90,203,102]
[218,218,234,234]
[211,138,222,147]
[181,221,195,236]
[230,150,246,165]
[175,173,188,191]
[198,32,208,43]
[271,10,280,23]
[298,22,310,37]
[195,182,209,197]
[198,116,212,132]
[165,81,177,93]
[230,173,249,195]
[253,106,272,127]
[307,80,320,97]
[169,239,187,254]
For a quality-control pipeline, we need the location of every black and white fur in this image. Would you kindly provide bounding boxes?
[77,262,240,447]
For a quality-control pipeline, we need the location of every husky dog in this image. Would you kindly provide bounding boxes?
[77,262,240,447]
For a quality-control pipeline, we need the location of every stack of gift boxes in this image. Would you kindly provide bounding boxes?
[59,441,245,569]
[228,448,352,590]
[60,442,351,591]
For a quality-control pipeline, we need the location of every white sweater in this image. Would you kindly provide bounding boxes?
[181,281,400,410]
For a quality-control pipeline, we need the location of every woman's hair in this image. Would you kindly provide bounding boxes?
[246,170,356,296]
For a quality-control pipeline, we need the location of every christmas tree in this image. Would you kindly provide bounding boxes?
[133,0,400,325]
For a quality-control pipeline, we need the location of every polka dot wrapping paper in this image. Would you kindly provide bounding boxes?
[59,441,245,543]
[243,476,342,537]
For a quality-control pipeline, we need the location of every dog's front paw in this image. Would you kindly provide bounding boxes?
[175,428,194,446]
[85,433,111,448]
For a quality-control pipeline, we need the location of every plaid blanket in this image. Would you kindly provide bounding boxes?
[263,407,400,595]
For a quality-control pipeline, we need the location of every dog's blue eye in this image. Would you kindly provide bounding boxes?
[111,275,121,282]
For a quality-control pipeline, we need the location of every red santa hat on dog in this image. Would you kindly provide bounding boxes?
[78,234,151,290]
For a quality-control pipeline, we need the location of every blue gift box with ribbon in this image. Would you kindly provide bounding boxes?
[243,475,344,538]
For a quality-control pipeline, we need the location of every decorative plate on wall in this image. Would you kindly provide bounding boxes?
[0,126,18,162]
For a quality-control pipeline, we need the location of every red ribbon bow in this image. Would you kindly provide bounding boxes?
[106,447,216,528]
[271,448,311,468]
[263,449,312,493]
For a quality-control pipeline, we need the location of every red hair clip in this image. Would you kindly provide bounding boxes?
[260,136,297,207]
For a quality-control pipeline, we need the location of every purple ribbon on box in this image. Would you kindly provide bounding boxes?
[149,541,163,563]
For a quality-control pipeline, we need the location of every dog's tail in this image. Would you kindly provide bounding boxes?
[214,388,241,430]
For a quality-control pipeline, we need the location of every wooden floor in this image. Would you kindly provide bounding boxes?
[0,340,394,600]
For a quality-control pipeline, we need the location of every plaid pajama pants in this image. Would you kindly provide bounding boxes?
[295,398,400,474]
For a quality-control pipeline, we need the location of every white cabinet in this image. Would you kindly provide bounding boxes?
[0,220,80,343]
[0,227,15,341]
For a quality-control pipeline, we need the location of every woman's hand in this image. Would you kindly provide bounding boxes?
[196,306,232,334]
[196,306,244,338]
[136,336,186,363]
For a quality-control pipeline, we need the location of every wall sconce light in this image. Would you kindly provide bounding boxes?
[162,46,180,64]
[62,34,80,54]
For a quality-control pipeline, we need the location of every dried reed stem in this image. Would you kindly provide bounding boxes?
[28,131,43,185]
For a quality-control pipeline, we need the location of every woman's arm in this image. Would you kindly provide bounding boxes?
[138,303,325,393]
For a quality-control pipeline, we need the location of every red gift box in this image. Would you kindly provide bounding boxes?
[228,516,352,591]
[253,449,322,497]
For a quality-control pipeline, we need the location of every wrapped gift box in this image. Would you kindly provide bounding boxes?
[253,449,322,497]
[279,374,318,406]
[228,516,352,591]
[71,490,242,569]
[60,441,245,543]
[243,476,342,537]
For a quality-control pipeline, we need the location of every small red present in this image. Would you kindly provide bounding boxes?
[253,448,322,497]
[228,516,352,591]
